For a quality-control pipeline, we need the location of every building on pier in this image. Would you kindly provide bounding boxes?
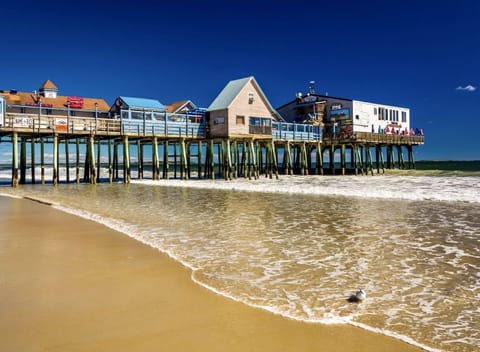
[0,76,426,187]
[110,96,166,120]
[276,85,419,138]
[0,80,110,122]
[207,76,284,139]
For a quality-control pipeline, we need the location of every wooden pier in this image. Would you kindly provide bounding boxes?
[0,111,424,187]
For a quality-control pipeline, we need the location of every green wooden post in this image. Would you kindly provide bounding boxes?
[233,140,239,179]
[340,144,346,175]
[356,146,364,175]
[41,137,45,185]
[96,138,101,182]
[11,132,18,187]
[181,138,188,180]
[31,138,35,184]
[197,141,202,179]
[136,140,141,180]
[329,144,335,175]
[379,147,385,174]
[123,135,130,183]
[246,141,251,180]
[316,142,322,175]
[75,138,80,183]
[108,138,113,183]
[209,139,215,180]
[367,146,374,176]
[255,140,261,179]
[226,139,232,180]
[397,145,405,169]
[52,134,59,185]
[65,138,70,183]
[410,145,416,169]
[174,141,178,179]
[288,142,294,175]
[114,142,119,180]
[89,135,96,184]
[20,137,26,184]
[271,140,278,179]
[241,141,247,177]
[152,137,158,180]
[248,140,255,179]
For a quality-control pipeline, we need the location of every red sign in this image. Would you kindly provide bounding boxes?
[67,96,84,109]
[25,102,54,108]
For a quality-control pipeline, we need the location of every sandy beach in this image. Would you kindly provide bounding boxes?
[0,195,425,352]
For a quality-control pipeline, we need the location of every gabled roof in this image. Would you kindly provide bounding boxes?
[118,96,165,111]
[39,79,58,91]
[208,77,252,111]
[207,76,284,121]
[166,99,197,113]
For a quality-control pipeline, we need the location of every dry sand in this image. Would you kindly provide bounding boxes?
[0,196,425,352]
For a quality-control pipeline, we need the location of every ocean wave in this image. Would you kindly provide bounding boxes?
[131,175,480,204]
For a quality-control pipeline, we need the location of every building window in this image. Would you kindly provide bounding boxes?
[355,114,359,120]
[248,92,254,104]
[401,111,407,122]
[213,117,225,125]
[236,115,245,125]
[374,107,377,115]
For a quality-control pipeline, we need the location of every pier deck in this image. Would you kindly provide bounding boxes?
[0,112,424,186]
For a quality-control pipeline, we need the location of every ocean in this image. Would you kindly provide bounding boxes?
[0,162,479,352]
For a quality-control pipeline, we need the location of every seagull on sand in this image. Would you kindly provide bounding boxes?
[355,289,366,301]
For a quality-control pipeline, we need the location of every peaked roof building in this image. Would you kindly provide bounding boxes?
[208,76,279,118]
[0,80,110,113]
[207,76,283,138]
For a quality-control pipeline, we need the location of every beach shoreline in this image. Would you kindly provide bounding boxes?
[0,195,426,352]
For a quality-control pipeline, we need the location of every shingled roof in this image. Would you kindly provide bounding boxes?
[1,80,109,111]
[39,79,58,91]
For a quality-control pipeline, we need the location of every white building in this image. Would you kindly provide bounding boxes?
[277,93,412,137]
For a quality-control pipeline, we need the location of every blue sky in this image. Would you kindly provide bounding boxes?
[1,0,479,160]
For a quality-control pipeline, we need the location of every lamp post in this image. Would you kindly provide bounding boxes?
[94,102,98,132]
[38,97,42,132]
[67,101,70,133]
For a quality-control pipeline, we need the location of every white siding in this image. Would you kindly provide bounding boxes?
[352,100,410,133]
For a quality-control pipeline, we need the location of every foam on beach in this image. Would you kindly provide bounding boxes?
[131,174,480,204]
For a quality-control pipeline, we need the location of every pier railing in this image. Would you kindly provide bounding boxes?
[322,131,424,145]
[272,122,322,141]
[120,118,205,137]
[2,112,422,145]
[1,112,205,138]
[2,113,121,135]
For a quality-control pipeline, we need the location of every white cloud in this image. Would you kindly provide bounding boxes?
[456,85,477,92]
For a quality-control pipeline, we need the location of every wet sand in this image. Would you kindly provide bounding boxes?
[0,196,425,352]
